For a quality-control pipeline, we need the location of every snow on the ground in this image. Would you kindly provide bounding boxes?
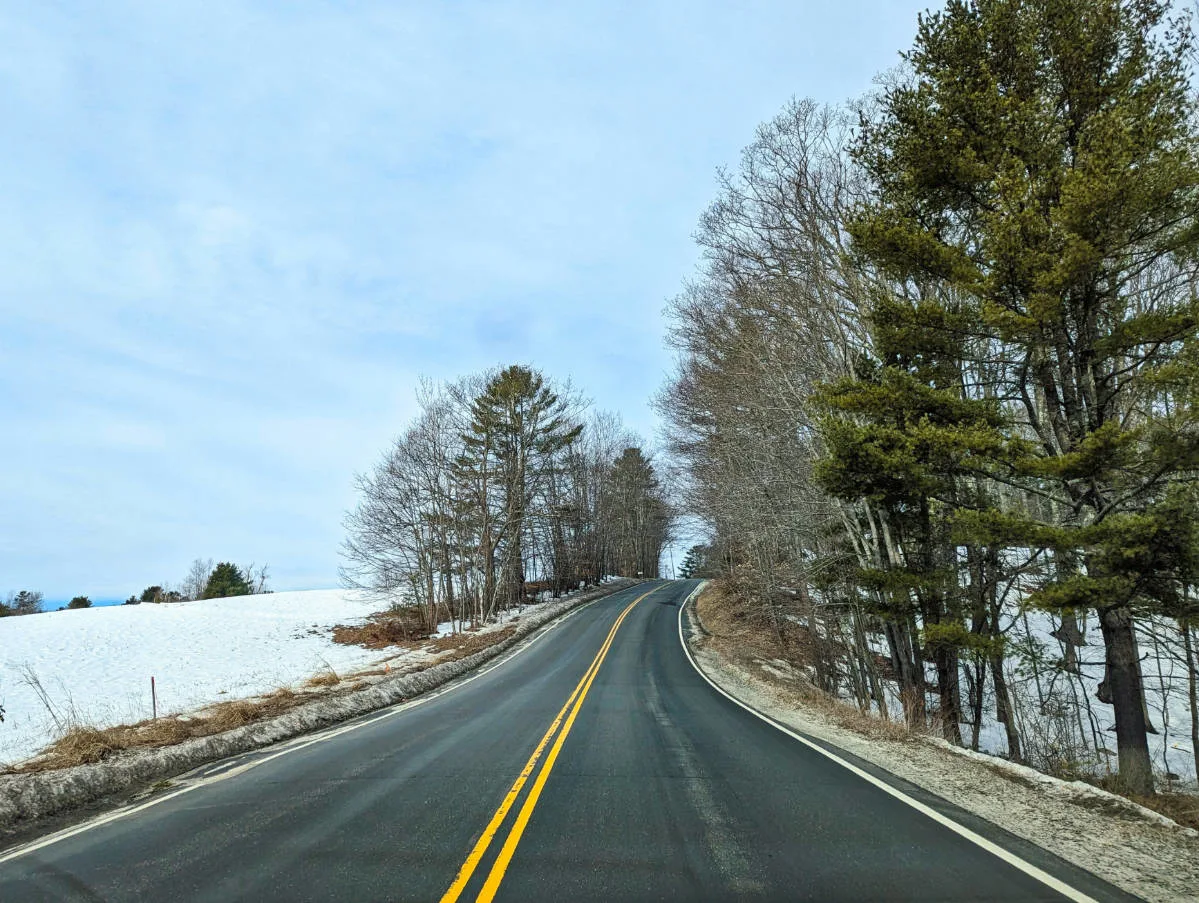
[0,589,395,765]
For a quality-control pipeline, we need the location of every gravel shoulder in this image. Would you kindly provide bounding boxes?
[684,586,1199,903]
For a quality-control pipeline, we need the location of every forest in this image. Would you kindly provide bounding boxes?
[659,0,1199,797]
[342,365,671,634]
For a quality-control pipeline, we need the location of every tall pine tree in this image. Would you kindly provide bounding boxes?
[849,0,1199,793]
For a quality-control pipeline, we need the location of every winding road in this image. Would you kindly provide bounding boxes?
[0,580,1139,902]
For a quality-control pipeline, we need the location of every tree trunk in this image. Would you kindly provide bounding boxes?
[1098,604,1155,795]
[935,648,963,745]
[990,652,1022,762]
[884,618,924,725]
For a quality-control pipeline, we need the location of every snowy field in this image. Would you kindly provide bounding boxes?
[822,608,1198,785]
[0,590,394,765]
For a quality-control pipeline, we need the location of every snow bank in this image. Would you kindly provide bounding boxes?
[0,579,641,833]
[1,590,410,765]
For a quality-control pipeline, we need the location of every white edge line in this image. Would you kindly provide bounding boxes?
[0,583,643,865]
[676,583,1099,903]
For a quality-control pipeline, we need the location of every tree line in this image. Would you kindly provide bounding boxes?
[342,364,671,632]
[660,0,1199,796]
[0,561,271,616]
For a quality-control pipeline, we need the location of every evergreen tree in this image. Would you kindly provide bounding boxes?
[201,563,253,599]
[67,596,92,609]
[458,366,583,614]
[678,545,709,579]
[604,447,670,577]
[11,590,43,615]
[848,0,1199,793]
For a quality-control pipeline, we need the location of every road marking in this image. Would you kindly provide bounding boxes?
[676,585,1100,903]
[442,584,661,903]
[0,584,647,866]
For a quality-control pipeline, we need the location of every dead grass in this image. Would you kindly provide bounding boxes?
[695,582,919,745]
[1101,783,1199,831]
[305,670,341,688]
[332,606,431,649]
[8,689,303,774]
[696,580,1199,828]
[426,625,518,661]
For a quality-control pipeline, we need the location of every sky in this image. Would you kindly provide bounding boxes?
[0,0,931,600]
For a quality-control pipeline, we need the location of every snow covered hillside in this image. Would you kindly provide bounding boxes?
[0,590,393,765]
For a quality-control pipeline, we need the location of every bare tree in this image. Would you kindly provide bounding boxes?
[181,559,215,601]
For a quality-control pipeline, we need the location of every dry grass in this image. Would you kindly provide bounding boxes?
[9,689,303,774]
[426,625,518,661]
[695,582,917,745]
[332,606,431,649]
[1100,784,1199,831]
[305,670,341,688]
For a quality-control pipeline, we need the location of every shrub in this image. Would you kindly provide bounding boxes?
[67,596,92,609]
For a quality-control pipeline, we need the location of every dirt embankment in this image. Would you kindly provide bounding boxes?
[687,582,1199,903]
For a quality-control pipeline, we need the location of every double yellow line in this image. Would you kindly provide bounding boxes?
[439,584,660,903]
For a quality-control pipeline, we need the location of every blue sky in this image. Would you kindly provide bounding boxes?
[0,1,930,600]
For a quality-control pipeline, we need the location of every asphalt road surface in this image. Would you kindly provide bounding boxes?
[0,580,1139,902]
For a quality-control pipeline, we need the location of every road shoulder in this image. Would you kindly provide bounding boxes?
[680,586,1199,903]
[0,579,645,849]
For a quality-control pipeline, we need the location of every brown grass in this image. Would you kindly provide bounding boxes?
[1135,792,1199,831]
[332,607,431,648]
[1096,781,1199,831]
[305,670,341,688]
[695,582,917,744]
[426,625,517,661]
[9,689,304,773]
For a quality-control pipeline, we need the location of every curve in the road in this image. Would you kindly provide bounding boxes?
[0,580,1141,903]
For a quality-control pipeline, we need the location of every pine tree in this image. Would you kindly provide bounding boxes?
[457,366,583,614]
[849,0,1199,793]
[678,545,709,579]
[67,596,92,609]
[604,447,669,577]
[201,563,253,599]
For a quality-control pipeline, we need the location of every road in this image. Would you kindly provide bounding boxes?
[0,580,1137,902]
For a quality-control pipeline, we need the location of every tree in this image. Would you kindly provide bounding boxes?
[678,545,710,579]
[240,563,271,594]
[458,365,584,615]
[343,370,656,633]
[67,596,92,609]
[182,558,215,601]
[604,447,670,577]
[6,590,44,616]
[201,563,252,599]
[849,0,1199,793]
[140,585,164,604]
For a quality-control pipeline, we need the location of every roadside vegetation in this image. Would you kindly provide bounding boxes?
[342,364,672,634]
[660,0,1199,801]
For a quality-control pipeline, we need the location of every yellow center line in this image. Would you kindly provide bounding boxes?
[438,584,660,903]
[474,585,659,902]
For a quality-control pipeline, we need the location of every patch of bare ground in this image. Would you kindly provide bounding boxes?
[695,583,913,744]
[690,582,1199,903]
[425,625,518,661]
[331,606,431,648]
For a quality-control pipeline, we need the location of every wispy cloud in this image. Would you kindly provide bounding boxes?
[0,0,928,597]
